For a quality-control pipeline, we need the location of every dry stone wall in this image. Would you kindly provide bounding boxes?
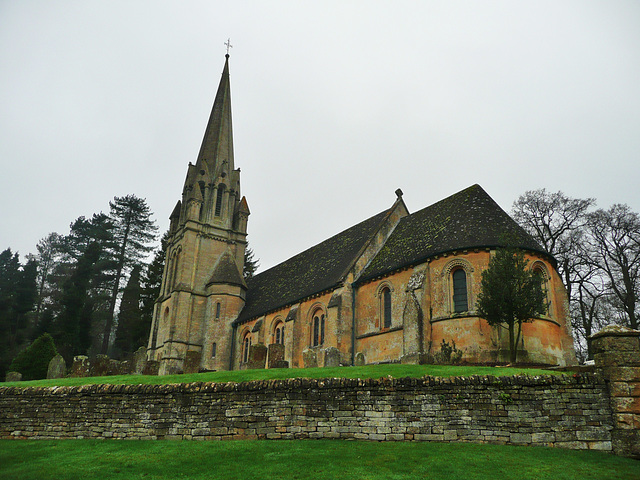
[0,374,613,451]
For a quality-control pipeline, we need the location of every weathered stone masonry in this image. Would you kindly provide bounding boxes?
[0,374,614,450]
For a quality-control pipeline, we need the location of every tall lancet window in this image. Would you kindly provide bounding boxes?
[215,186,225,217]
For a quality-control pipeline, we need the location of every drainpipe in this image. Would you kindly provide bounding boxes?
[229,323,237,370]
[351,282,357,366]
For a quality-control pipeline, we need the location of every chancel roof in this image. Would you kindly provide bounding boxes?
[357,184,546,284]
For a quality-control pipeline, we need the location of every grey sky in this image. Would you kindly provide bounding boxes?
[1,1,639,272]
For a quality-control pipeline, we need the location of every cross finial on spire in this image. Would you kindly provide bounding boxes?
[224,38,233,56]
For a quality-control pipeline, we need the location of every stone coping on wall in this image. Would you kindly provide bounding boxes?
[0,372,597,396]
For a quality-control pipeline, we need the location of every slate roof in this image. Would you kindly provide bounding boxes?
[234,209,391,324]
[207,252,247,288]
[356,184,547,285]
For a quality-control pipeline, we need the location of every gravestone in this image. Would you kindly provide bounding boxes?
[247,344,267,370]
[354,352,365,366]
[131,347,147,375]
[70,356,91,377]
[90,355,117,376]
[143,360,160,376]
[324,347,341,367]
[5,371,22,382]
[183,351,201,374]
[46,354,66,379]
[268,343,288,369]
[302,348,318,368]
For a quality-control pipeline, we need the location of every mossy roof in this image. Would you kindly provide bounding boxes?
[356,184,546,284]
[234,209,390,324]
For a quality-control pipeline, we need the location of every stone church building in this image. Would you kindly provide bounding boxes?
[147,55,576,374]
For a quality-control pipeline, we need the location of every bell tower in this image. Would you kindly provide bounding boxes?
[148,54,249,374]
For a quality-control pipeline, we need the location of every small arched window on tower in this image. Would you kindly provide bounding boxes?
[381,287,392,329]
[312,310,325,347]
[452,268,468,313]
[215,185,226,217]
[242,332,252,364]
[211,342,217,358]
[215,302,221,320]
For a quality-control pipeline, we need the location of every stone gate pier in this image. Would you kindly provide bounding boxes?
[591,325,640,458]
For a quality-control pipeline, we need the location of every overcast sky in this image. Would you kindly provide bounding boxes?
[1,1,639,273]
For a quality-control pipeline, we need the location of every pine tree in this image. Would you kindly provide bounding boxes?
[0,249,23,377]
[54,241,102,363]
[113,266,144,359]
[140,231,169,340]
[101,195,158,354]
[476,248,547,364]
[243,246,259,279]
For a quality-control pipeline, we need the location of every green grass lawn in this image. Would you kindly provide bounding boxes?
[1,363,562,388]
[0,439,637,480]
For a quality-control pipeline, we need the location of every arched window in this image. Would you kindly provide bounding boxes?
[452,269,468,313]
[215,186,225,217]
[533,263,552,316]
[382,287,392,329]
[211,342,217,358]
[312,311,325,347]
[215,302,221,320]
[273,321,285,345]
[242,332,252,363]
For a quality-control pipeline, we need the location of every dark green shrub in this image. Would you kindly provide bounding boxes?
[8,333,58,381]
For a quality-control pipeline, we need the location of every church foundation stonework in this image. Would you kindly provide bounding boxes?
[147,54,577,373]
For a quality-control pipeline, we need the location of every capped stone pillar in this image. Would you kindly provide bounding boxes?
[590,325,640,459]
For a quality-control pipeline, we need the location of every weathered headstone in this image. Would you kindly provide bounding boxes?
[70,356,91,377]
[143,360,160,376]
[324,347,341,368]
[354,352,365,366]
[5,371,22,382]
[247,343,267,370]
[268,343,285,368]
[90,355,113,376]
[302,348,318,368]
[183,351,202,374]
[131,346,148,375]
[46,354,66,379]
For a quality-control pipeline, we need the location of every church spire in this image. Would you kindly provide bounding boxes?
[194,54,234,181]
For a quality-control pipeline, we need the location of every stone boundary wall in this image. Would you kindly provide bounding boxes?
[0,374,614,451]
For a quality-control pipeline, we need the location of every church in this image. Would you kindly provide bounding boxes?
[147,55,576,374]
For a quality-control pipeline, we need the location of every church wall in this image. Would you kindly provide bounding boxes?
[353,250,576,366]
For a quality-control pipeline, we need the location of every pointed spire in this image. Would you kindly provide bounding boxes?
[194,55,234,180]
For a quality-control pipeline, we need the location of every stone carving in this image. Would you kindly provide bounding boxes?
[407,272,425,290]
[46,354,66,379]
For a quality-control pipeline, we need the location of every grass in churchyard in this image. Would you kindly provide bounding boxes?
[1,363,563,388]
[0,439,638,480]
